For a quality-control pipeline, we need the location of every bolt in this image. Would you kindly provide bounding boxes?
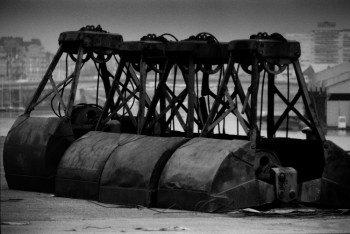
[289,190,296,199]
[278,173,286,182]
[278,191,284,199]
[250,143,256,149]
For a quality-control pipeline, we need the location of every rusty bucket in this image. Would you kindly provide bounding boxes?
[55,131,187,206]
[157,138,279,212]
[3,115,74,192]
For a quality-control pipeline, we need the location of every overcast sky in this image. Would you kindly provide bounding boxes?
[1,0,350,52]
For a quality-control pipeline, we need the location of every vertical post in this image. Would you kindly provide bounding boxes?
[142,58,172,133]
[293,60,325,142]
[66,47,84,116]
[267,65,275,139]
[137,56,147,134]
[95,56,125,130]
[250,55,260,142]
[48,75,67,114]
[201,53,234,136]
[98,55,112,98]
[159,64,167,136]
[187,57,195,138]
[25,45,64,115]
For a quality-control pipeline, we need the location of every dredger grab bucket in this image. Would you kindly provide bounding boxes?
[3,116,74,192]
[55,131,188,206]
[157,138,279,212]
[299,141,350,208]
[3,28,350,212]
[3,26,122,193]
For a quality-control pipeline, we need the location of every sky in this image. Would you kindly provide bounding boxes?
[1,0,350,53]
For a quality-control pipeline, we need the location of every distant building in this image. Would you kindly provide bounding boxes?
[0,35,105,85]
[24,43,52,81]
[285,33,313,69]
[286,21,350,70]
[0,37,53,82]
[307,63,350,129]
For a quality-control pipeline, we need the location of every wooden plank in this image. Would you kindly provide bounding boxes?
[114,85,137,127]
[224,90,249,134]
[164,89,188,132]
[207,105,234,133]
[142,58,173,133]
[267,66,275,139]
[249,56,260,142]
[95,56,126,130]
[186,57,195,138]
[293,60,325,141]
[273,90,303,133]
[146,89,188,132]
[160,78,167,135]
[101,88,139,127]
[48,75,67,114]
[67,47,84,116]
[126,62,156,114]
[231,68,251,122]
[33,73,74,111]
[201,53,234,136]
[115,70,132,108]
[137,56,147,134]
[25,45,64,115]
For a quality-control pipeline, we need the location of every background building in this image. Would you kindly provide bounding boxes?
[286,21,350,68]
[0,37,52,82]
[286,22,350,129]
[308,63,350,128]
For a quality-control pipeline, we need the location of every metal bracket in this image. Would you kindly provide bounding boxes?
[272,167,298,203]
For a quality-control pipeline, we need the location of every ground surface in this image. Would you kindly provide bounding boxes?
[1,136,350,234]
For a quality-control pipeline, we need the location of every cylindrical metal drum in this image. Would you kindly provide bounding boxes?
[3,115,74,192]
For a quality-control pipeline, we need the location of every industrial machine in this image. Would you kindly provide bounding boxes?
[3,26,350,212]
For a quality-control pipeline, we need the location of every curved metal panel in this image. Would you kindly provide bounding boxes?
[55,132,142,200]
[99,136,188,206]
[157,138,276,212]
[299,140,350,208]
[3,115,74,192]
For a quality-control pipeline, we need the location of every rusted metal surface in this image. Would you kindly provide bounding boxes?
[272,167,297,203]
[3,116,74,192]
[228,38,300,66]
[4,26,123,194]
[59,25,123,55]
[157,138,277,212]
[55,131,187,203]
[299,141,350,207]
[4,28,350,212]
[67,46,84,116]
[24,45,64,115]
[99,135,188,206]
[55,132,137,200]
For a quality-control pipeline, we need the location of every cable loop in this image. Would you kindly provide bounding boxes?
[198,64,223,75]
[131,62,152,73]
[79,24,107,33]
[160,33,179,42]
[69,53,90,63]
[241,62,264,74]
[147,62,166,74]
[262,61,287,75]
[185,32,219,44]
[89,52,112,63]
[179,63,201,74]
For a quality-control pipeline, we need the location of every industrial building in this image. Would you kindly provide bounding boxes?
[0,37,52,82]
[286,21,350,68]
[307,63,350,129]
